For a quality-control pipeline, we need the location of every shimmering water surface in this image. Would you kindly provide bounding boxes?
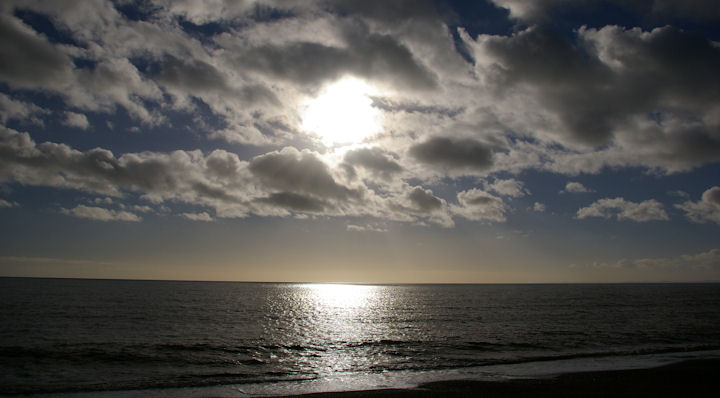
[1,278,720,396]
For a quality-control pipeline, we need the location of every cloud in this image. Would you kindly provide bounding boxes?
[63,112,90,130]
[407,186,443,212]
[675,186,720,224]
[249,147,358,200]
[156,58,230,94]
[343,147,402,180]
[1,0,719,235]
[667,190,689,199]
[0,127,465,226]
[1,0,717,177]
[0,93,48,126]
[256,192,329,213]
[0,198,19,208]
[489,0,720,23]
[587,248,720,271]
[154,57,280,117]
[532,202,546,212]
[0,13,74,90]
[486,178,527,197]
[346,223,387,233]
[649,0,720,21]
[462,24,720,173]
[387,185,454,227]
[409,136,494,172]
[61,205,141,222]
[629,248,720,270]
[452,189,508,223]
[561,182,594,194]
[231,23,438,91]
[0,126,254,214]
[180,212,214,222]
[486,0,564,21]
[577,197,669,222]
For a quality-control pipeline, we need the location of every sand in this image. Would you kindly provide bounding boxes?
[280,359,720,397]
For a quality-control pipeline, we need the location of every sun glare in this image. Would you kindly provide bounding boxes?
[301,77,382,146]
[305,283,377,309]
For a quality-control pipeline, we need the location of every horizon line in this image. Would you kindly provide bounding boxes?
[1,275,719,285]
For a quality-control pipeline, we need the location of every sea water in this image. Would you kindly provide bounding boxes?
[1,278,719,396]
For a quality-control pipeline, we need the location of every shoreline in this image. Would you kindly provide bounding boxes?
[6,357,719,397]
[279,359,720,398]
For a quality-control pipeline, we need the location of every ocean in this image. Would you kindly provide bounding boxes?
[1,278,720,397]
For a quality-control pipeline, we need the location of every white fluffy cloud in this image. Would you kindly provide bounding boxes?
[0,0,717,173]
[0,0,718,230]
[346,223,387,233]
[452,189,508,223]
[489,0,720,22]
[589,248,720,271]
[460,23,720,174]
[61,205,141,222]
[561,182,594,194]
[675,186,720,224]
[0,94,48,126]
[485,178,528,198]
[63,112,90,130]
[0,198,19,208]
[0,126,463,227]
[577,198,669,222]
[181,212,214,222]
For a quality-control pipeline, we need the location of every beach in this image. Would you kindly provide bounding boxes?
[284,359,720,398]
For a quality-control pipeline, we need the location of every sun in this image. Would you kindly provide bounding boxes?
[301,77,382,146]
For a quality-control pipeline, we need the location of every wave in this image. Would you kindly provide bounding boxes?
[0,343,262,367]
[0,372,317,396]
[4,345,720,396]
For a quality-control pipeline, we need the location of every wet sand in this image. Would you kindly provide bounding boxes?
[282,359,720,397]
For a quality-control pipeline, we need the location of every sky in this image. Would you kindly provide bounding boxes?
[1,0,719,283]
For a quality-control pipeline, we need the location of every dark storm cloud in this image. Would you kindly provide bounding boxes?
[257,192,328,213]
[343,147,402,180]
[0,14,73,89]
[249,148,358,200]
[409,137,494,170]
[407,186,442,212]
[234,25,437,91]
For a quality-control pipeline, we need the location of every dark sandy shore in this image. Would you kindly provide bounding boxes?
[281,359,720,397]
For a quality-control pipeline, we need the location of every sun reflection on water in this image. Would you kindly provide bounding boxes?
[303,283,378,310]
[271,283,388,376]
